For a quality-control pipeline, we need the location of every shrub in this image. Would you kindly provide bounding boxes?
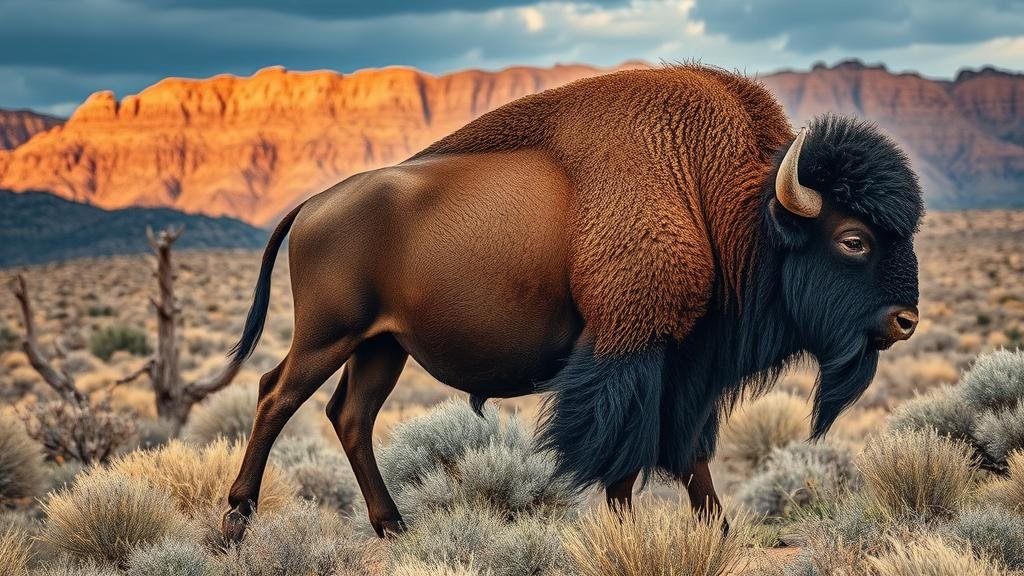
[960,349,1024,412]
[109,439,295,518]
[719,392,807,469]
[39,468,186,566]
[389,503,564,576]
[378,400,576,524]
[561,497,745,576]
[866,535,1008,576]
[0,324,18,354]
[24,398,134,465]
[125,535,214,576]
[783,495,891,575]
[270,435,359,513]
[44,461,85,493]
[975,403,1024,464]
[89,325,150,361]
[392,560,483,576]
[887,386,972,442]
[182,383,316,444]
[181,384,256,444]
[0,525,31,576]
[379,399,507,491]
[30,558,121,576]
[219,500,368,576]
[945,505,1024,570]
[0,411,44,501]
[738,441,859,521]
[856,429,975,520]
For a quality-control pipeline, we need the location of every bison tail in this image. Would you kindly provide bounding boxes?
[227,203,305,367]
[535,344,664,490]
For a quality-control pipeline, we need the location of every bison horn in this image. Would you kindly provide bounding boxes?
[775,128,822,218]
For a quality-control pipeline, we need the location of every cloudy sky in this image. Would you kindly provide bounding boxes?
[3,0,1023,115]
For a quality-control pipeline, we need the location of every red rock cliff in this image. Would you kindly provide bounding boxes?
[1,60,1021,225]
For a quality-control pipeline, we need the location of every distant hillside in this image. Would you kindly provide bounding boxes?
[0,109,62,149]
[0,190,268,267]
[0,61,1022,223]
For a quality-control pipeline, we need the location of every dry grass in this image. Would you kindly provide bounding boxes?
[39,468,186,566]
[561,497,746,576]
[108,439,296,518]
[980,451,1024,512]
[719,391,808,469]
[391,560,483,576]
[866,535,1008,576]
[0,410,44,501]
[0,525,32,576]
[856,429,976,519]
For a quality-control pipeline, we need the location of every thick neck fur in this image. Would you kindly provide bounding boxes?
[693,191,800,407]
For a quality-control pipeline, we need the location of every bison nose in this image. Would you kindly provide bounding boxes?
[888,306,919,341]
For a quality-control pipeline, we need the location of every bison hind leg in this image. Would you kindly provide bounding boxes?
[535,343,665,490]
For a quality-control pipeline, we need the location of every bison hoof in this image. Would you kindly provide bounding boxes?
[222,507,250,544]
[374,518,407,538]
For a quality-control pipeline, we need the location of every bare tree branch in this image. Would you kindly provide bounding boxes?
[115,358,156,387]
[9,274,87,406]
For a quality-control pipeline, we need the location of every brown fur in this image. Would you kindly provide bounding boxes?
[415,65,793,355]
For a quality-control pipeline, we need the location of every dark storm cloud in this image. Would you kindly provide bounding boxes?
[691,0,1024,52]
[137,0,628,18]
[0,0,595,109]
[1,0,1022,111]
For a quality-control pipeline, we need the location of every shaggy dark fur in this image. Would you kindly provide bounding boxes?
[536,344,665,487]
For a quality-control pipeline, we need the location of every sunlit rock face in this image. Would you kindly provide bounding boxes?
[1,60,1022,225]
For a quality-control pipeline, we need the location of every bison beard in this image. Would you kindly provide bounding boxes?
[783,246,881,439]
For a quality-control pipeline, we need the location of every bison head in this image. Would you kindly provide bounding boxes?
[768,114,923,438]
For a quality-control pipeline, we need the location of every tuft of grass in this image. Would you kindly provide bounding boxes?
[389,503,564,576]
[945,505,1024,570]
[219,500,369,576]
[125,535,214,576]
[392,560,483,576]
[89,325,150,362]
[0,410,45,502]
[30,558,122,576]
[270,435,359,513]
[887,386,973,442]
[109,439,295,518]
[39,468,186,566]
[377,400,577,525]
[560,497,746,576]
[719,392,807,470]
[379,398,507,491]
[0,525,32,576]
[980,451,1024,512]
[866,535,1009,576]
[856,429,975,520]
[738,440,859,522]
[182,383,316,445]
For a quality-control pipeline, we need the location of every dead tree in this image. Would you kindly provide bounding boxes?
[116,226,241,433]
[10,275,131,464]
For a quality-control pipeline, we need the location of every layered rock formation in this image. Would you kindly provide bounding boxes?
[1,60,1021,225]
[0,109,62,150]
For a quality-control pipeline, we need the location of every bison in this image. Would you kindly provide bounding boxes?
[221,64,923,540]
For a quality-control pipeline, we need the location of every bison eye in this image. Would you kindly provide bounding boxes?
[837,235,869,257]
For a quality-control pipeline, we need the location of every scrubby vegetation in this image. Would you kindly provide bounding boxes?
[88,325,150,362]
[0,211,1020,574]
[0,410,44,502]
